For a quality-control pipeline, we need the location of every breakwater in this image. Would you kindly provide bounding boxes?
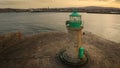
[0,32,120,68]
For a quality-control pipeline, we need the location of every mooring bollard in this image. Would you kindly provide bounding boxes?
[79,47,84,59]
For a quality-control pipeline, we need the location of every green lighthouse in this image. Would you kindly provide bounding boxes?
[59,10,88,66]
[66,10,83,29]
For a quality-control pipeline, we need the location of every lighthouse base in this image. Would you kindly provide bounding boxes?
[58,50,88,66]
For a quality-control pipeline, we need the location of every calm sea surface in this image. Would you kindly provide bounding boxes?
[0,12,120,43]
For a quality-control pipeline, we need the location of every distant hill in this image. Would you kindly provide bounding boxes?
[82,6,120,9]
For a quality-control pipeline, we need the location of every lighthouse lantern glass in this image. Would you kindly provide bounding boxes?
[70,16,81,22]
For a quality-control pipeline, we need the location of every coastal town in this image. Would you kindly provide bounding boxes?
[0,6,120,14]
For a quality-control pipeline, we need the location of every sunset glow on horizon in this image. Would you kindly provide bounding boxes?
[0,0,120,8]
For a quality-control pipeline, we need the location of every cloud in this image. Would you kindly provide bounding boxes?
[0,0,119,8]
[0,0,27,5]
[115,0,120,1]
[0,0,28,8]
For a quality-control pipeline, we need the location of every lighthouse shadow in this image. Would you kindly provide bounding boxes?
[55,50,90,68]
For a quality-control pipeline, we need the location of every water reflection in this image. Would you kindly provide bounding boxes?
[83,13,120,43]
[0,13,120,43]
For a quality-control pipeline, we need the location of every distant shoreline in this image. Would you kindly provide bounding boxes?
[86,12,120,14]
[0,6,120,14]
[0,11,120,15]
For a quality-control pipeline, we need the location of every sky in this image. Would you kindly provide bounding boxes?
[0,0,120,8]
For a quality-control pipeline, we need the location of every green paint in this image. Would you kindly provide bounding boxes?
[70,10,81,17]
[79,47,84,59]
[66,10,83,29]
[66,21,82,29]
